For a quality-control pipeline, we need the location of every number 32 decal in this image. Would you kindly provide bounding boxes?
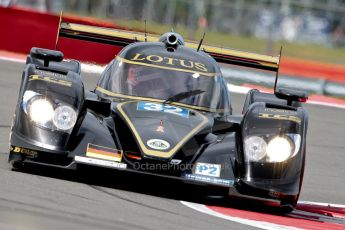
[137,102,189,118]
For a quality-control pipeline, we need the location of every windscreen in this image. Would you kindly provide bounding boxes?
[98,54,231,114]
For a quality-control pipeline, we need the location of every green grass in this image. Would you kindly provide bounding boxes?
[114,19,345,65]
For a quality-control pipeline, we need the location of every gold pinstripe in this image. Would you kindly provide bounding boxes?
[116,101,209,158]
[95,86,228,113]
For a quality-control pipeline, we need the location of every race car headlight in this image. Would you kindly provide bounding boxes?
[53,105,77,131]
[244,134,301,163]
[244,136,267,161]
[266,136,293,162]
[23,91,77,132]
[28,98,54,124]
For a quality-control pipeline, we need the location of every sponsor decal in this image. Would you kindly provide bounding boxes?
[156,120,165,133]
[264,108,297,114]
[33,69,68,79]
[75,156,127,169]
[170,159,182,165]
[10,146,37,157]
[29,75,72,87]
[269,191,282,198]
[258,113,301,124]
[147,139,170,150]
[130,53,209,72]
[137,101,190,118]
[195,162,221,177]
[184,174,233,186]
[86,143,122,162]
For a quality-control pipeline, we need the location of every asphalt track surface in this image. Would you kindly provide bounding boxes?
[0,60,344,230]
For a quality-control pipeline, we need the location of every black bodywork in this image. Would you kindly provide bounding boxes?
[9,28,308,212]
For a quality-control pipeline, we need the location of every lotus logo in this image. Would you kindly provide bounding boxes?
[147,139,170,150]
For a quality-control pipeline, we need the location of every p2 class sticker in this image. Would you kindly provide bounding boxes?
[147,139,170,150]
[137,101,190,118]
[195,163,221,177]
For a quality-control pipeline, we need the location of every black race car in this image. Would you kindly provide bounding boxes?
[9,19,308,212]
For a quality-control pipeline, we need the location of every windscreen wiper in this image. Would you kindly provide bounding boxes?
[163,89,205,105]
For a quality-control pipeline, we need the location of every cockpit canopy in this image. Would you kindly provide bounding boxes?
[97,42,231,114]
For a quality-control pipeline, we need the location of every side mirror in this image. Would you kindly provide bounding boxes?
[275,87,308,106]
[30,47,64,67]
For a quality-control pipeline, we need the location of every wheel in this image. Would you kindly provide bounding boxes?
[11,160,25,171]
[8,152,25,171]
[279,196,298,214]
[279,203,295,214]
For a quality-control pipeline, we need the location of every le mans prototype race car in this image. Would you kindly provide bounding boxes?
[9,17,309,212]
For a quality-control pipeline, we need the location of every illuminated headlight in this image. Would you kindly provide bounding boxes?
[244,134,300,163]
[266,137,293,162]
[28,99,54,124]
[53,105,77,131]
[244,136,267,161]
[23,91,77,132]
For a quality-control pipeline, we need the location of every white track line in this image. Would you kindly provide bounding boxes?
[227,84,345,110]
[0,55,105,74]
[0,56,25,63]
[180,201,301,230]
[80,63,105,74]
[1,55,345,110]
[297,201,345,208]
[181,200,345,230]
[306,100,345,109]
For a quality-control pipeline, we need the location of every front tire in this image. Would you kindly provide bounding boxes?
[8,152,25,171]
[11,160,25,171]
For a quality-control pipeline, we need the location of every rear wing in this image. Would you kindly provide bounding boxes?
[55,18,310,104]
[56,19,280,72]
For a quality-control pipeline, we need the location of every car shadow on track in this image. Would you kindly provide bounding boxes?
[12,163,288,215]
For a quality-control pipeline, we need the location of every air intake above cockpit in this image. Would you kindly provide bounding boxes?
[159,32,185,51]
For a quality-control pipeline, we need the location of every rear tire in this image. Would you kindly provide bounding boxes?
[278,204,294,214]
